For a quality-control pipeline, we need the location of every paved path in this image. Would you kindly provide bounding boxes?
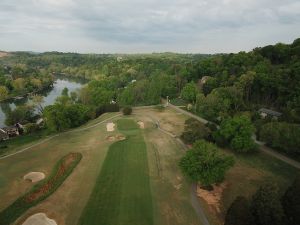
[256,142,300,169]
[163,99,300,170]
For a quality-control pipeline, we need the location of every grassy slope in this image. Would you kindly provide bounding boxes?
[135,108,299,225]
[0,113,116,225]
[79,119,153,225]
[0,153,82,225]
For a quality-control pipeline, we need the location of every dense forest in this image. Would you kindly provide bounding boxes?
[0,38,299,157]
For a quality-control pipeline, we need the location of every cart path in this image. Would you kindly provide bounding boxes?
[164,100,300,170]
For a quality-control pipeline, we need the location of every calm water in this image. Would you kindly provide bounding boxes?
[0,77,87,128]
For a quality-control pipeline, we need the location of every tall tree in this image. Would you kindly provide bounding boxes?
[213,115,257,153]
[179,140,234,186]
[251,183,286,225]
[282,175,300,225]
[180,82,198,103]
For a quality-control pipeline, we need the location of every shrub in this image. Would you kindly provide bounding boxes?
[179,140,234,186]
[24,123,39,134]
[181,118,210,144]
[213,115,257,153]
[122,106,132,115]
[259,122,300,156]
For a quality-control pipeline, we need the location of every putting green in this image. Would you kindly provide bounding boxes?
[79,119,153,225]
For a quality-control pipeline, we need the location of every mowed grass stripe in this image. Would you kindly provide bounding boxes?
[79,119,153,225]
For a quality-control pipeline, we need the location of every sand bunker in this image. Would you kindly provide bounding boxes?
[23,172,45,183]
[106,122,115,132]
[22,213,57,225]
[116,135,126,140]
[106,135,126,141]
[137,121,145,129]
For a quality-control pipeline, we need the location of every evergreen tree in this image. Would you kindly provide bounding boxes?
[225,196,253,225]
[251,183,286,225]
[282,175,300,225]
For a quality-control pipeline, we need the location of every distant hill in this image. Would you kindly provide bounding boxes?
[0,51,10,58]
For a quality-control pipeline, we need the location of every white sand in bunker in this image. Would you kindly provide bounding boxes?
[137,121,145,129]
[106,122,115,132]
[23,172,45,183]
[22,213,57,225]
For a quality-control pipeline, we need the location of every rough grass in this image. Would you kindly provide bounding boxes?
[79,119,153,225]
[0,130,49,157]
[0,152,82,225]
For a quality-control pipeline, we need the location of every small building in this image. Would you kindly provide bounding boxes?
[36,118,44,127]
[258,108,282,119]
[0,129,9,141]
[200,76,211,84]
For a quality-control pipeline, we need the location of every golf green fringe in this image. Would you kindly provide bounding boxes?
[0,152,82,225]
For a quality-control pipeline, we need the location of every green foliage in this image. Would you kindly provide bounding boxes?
[179,140,234,186]
[180,82,198,103]
[181,118,210,144]
[225,196,253,225]
[5,105,35,125]
[122,106,132,115]
[43,103,90,131]
[213,115,257,153]
[259,122,300,157]
[196,87,243,122]
[95,104,120,117]
[251,183,286,225]
[24,123,39,134]
[0,152,82,225]
[202,77,217,95]
[282,175,300,225]
[119,87,134,106]
[0,86,8,100]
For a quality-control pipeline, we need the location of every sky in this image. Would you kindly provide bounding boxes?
[0,0,299,53]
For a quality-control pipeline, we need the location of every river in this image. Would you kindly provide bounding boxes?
[0,77,87,128]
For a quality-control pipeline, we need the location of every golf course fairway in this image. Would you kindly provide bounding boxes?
[79,119,153,225]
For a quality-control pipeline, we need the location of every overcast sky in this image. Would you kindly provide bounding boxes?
[0,0,299,53]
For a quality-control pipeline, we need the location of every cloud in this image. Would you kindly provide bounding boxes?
[0,0,299,53]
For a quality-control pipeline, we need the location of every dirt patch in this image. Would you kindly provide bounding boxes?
[22,213,57,225]
[106,135,125,141]
[106,122,115,132]
[24,172,45,183]
[197,183,227,214]
[137,121,145,129]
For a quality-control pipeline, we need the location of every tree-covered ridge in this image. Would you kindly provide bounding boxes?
[0,62,53,101]
[196,38,300,117]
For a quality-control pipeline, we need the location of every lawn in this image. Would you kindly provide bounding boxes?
[79,119,153,225]
[0,113,115,225]
[0,152,82,225]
